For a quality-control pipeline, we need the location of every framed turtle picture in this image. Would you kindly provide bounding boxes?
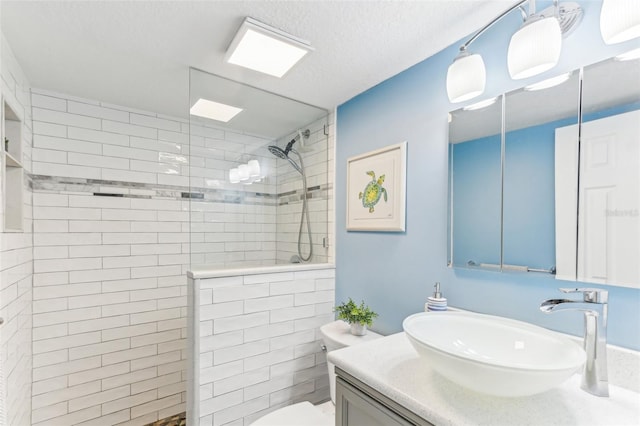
[346,141,407,231]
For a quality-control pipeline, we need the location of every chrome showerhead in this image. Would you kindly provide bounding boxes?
[268,145,288,160]
[270,129,311,156]
[268,145,303,174]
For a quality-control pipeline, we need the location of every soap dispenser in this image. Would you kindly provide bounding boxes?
[426,282,447,312]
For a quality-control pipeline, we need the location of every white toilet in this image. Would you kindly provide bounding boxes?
[250,320,382,426]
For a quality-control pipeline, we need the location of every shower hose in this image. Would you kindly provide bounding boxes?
[295,152,313,262]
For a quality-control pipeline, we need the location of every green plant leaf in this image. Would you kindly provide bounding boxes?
[333,297,378,327]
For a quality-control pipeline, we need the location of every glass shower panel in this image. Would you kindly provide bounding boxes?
[188,68,329,269]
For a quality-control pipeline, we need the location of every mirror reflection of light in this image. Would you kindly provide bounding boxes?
[159,153,187,164]
[448,337,497,360]
[462,97,498,111]
[453,339,465,348]
[524,72,572,91]
[229,168,240,183]
[615,48,640,62]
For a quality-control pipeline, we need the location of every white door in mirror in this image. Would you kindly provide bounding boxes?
[556,109,640,287]
[579,110,639,286]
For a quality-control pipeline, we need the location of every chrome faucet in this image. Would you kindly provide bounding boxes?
[540,288,609,397]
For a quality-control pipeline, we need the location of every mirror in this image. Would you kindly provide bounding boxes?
[556,56,640,287]
[448,97,503,269]
[448,53,640,288]
[503,71,580,273]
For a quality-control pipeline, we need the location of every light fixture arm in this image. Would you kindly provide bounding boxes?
[459,0,529,53]
[518,5,529,21]
[447,0,583,103]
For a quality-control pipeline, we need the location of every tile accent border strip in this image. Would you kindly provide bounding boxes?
[31,174,331,206]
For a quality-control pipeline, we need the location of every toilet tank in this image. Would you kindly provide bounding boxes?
[320,321,382,403]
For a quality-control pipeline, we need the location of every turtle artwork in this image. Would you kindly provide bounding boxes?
[359,170,387,213]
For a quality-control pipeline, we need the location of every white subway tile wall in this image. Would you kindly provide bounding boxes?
[29,87,333,425]
[31,187,189,426]
[0,33,34,426]
[188,267,335,426]
[188,115,332,270]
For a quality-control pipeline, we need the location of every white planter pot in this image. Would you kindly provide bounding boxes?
[350,323,367,336]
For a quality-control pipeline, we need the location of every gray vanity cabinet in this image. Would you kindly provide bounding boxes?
[335,368,434,426]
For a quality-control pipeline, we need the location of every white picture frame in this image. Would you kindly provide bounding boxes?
[346,141,407,232]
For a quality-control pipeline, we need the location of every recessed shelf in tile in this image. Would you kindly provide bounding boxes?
[3,97,24,232]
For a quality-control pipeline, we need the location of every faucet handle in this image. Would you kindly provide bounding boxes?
[559,288,608,303]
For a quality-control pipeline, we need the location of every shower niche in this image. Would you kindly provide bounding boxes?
[188,68,331,269]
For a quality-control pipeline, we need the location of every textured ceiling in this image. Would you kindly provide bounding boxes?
[1,1,514,119]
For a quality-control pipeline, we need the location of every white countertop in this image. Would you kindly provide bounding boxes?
[329,332,640,426]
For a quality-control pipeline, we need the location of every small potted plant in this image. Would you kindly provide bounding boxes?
[334,298,378,336]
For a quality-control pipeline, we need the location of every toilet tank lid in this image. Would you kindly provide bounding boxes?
[320,320,383,348]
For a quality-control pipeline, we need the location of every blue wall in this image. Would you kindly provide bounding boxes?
[503,121,562,269]
[451,134,502,266]
[335,0,640,349]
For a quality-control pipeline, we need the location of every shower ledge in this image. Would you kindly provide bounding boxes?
[187,262,335,279]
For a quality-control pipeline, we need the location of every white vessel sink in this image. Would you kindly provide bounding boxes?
[403,311,586,397]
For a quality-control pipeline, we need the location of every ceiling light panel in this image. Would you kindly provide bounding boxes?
[225,17,313,78]
[190,98,243,122]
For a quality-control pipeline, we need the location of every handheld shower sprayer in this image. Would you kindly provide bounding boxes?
[267,129,313,262]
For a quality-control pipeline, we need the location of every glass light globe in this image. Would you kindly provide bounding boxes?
[446,52,486,103]
[508,16,562,80]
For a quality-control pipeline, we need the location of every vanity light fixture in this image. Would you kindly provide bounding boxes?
[190,98,243,122]
[225,17,313,78]
[600,0,640,44]
[462,97,498,111]
[446,50,486,103]
[446,0,583,103]
[238,164,250,182]
[247,160,261,178]
[524,71,572,91]
[228,160,263,184]
[229,168,240,184]
[507,14,562,79]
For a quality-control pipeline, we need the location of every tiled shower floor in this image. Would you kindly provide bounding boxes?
[145,412,186,426]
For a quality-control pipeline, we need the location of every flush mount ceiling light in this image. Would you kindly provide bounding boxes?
[446,0,583,103]
[225,17,313,78]
[190,98,243,122]
[600,0,640,44]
